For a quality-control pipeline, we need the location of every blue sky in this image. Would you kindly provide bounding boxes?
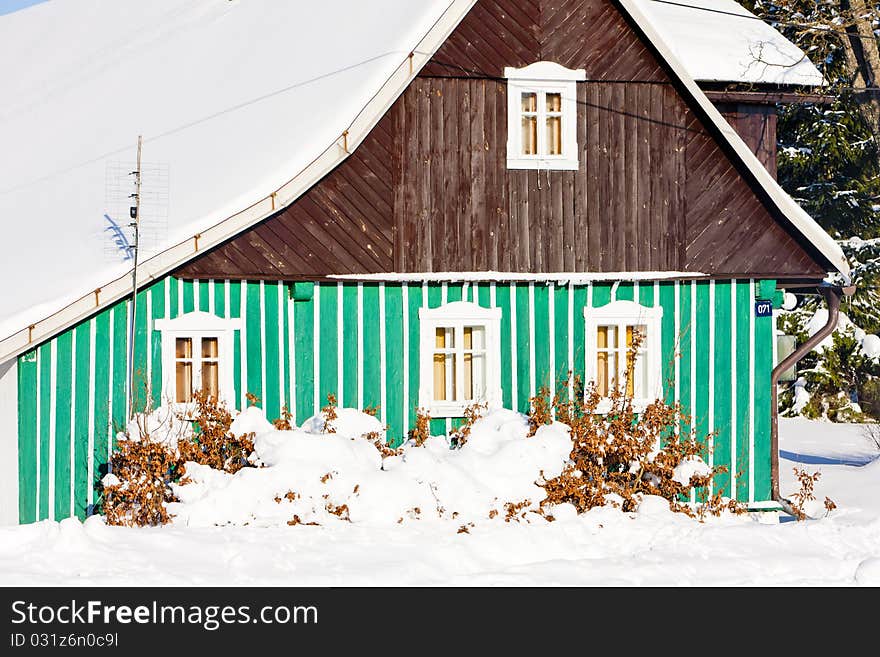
[0,0,47,17]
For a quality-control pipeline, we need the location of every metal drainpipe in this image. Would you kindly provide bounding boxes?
[770,284,851,502]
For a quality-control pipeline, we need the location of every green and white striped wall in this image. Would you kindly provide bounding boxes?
[16,276,776,523]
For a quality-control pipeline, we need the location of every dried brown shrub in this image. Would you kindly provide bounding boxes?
[450,401,488,448]
[504,499,532,522]
[528,386,553,437]
[177,390,255,474]
[365,430,402,459]
[539,332,742,519]
[273,405,293,431]
[320,393,338,433]
[102,438,182,527]
[325,502,350,521]
[408,407,431,447]
[363,404,380,417]
[788,467,834,520]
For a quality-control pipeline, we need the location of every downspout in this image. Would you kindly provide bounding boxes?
[770,283,852,502]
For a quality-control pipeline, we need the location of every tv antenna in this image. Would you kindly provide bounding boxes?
[126,135,143,421]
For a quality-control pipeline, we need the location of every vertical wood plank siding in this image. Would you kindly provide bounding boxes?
[17,276,776,521]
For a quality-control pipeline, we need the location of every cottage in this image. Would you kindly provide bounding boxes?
[0,0,849,525]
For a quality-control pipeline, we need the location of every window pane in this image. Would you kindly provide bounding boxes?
[597,326,617,349]
[521,92,537,112]
[464,326,485,350]
[176,361,192,403]
[202,361,219,399]
[596,351,618,397]
[433,353,456,402]
[175,337,192,359]
[435,327,454,349]
[546,92,562,112]
[433,353,446,401]
[464,353,485,401]
[521,116,537,155]
[547,115,562,155]
[202,337,218,359]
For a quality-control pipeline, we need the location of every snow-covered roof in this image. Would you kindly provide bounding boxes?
[0,0,846,364]
[0,0,466,353]
[639,0,826,86]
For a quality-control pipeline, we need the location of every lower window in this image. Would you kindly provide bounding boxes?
[419,302,502,417]
[155,311,241,408]
[585,300,663,411]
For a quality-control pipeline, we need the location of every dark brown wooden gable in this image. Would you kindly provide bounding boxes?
[177,0,831,282]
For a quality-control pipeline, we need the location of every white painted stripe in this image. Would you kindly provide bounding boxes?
[209,279,216,316]
[633,281,640,304]
[749,278,755,504]
[610,281,619,302]
[224,280,231,320]
[674,281,680,437]
[442,283,450,434]
[462,281,469,303]
[528,282,536,402]
[730,279,737,499]
[240,282,248,410]
[260,280,268,412]
[690,280,697,506]
[313,282,320,415]
[194,279,200,311]
[357,283,364,410]
[87,318,96,512]
[165,276,171,320]
[548,282,555,419]
[48,340,56,521]
[490,282,497,309]
[107,311,114,471]
[288,294,296,422]
[277,282,285,416]
[379,283,387,425]
[422,281,428,309]
[337,283,344,408]
[567,283,574,402]
[145,290,152,398]
[586,283,593,395]
[69,328,76,519]
[35,348,41,518]
[510,284,517,413]
[708,280,715,497]
[402,284,409,435]
[177,278,184,317]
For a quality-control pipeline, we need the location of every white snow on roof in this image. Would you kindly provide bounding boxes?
[638,0,826,86]
[0,0,451,340]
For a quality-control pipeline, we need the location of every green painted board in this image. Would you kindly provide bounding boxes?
[54,331,72,521]
[92,310,111,507]
[38,344,51,520]
[362,284,381,412]
[74,323,91,518]
[294,292,314,425]
[318,283,338,410]
[342,285,359,410]
[245,282,263,405]
[515,283,530,413]
[712,281,733,498]
[533,283,551,394]
[17,352,37,524]
[384,284,404,446]
[263,281,282,421]
[735,280,752,501]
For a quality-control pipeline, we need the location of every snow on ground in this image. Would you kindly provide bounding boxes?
[1,412,880,586]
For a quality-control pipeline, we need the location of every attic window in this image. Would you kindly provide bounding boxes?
[505,61,586,170]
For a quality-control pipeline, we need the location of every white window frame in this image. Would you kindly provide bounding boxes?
[584,300,663,413]
[419,301,503,418]
[505,61,586,170]
[154,312,242,410]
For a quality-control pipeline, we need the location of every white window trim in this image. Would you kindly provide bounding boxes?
[418,301,502,418]
[505,61,586,171]
[154,312,242,411]
[584,300,663,413]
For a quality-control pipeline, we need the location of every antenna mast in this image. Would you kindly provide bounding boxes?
[126,135,143,421]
